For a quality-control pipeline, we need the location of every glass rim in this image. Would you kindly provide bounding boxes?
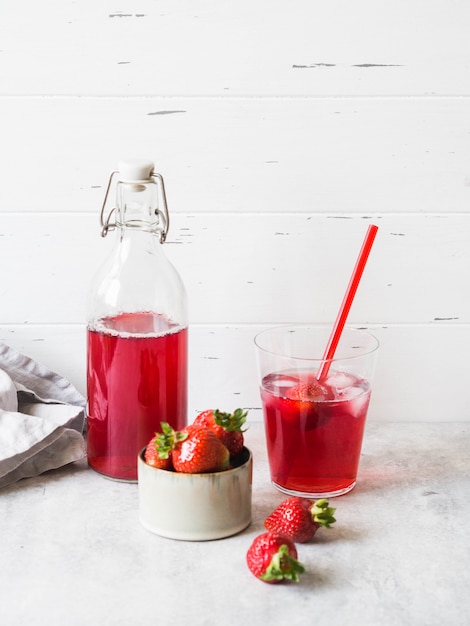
[254,324,379,363]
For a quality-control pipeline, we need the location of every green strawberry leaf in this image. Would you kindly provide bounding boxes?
[310,498,336,528]
[261,545,305,582]
[213,408,248,433]
[154,422,188,459]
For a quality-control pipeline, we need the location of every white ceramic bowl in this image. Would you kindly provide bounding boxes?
[138,447,253,541]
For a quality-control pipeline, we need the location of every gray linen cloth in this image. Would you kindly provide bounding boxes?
[0,342,86,488]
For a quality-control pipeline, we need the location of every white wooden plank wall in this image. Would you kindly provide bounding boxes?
[0,1,469,422]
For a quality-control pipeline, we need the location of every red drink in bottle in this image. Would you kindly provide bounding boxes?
[261,369,371,496]
[87,159,188,481]
[87,312,187,481]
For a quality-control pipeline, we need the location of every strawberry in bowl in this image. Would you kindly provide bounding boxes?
[138,409,252,541]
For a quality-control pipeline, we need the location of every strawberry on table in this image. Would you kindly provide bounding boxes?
[193,408,247,458]
[246,532,305,583]
[156,422,230,474]
[264,497,336,543]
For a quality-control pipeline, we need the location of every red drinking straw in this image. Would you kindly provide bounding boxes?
[316,224,379,381]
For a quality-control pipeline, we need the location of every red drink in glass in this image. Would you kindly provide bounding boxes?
[261,369,371,497]
[87,311,187,481]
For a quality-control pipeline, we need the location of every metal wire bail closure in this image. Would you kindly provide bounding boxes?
[99,168,170,243]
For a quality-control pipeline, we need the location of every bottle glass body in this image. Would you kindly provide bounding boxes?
[86,176,188,481]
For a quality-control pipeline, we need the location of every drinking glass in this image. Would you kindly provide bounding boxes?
[255,325,379,497]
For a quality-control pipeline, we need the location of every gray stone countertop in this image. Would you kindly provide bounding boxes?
[1,421,469,626]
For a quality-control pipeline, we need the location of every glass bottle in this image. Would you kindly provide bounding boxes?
[86,158,188,481]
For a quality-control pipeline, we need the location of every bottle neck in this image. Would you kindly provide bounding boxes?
[116,181,163,237]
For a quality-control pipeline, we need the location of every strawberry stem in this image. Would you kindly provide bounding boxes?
[154,422,188,459]
[310,498,336,528]
[261,545,305,583]
[213,408,248,433]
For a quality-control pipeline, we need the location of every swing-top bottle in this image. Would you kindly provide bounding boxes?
[86,158,188,481]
